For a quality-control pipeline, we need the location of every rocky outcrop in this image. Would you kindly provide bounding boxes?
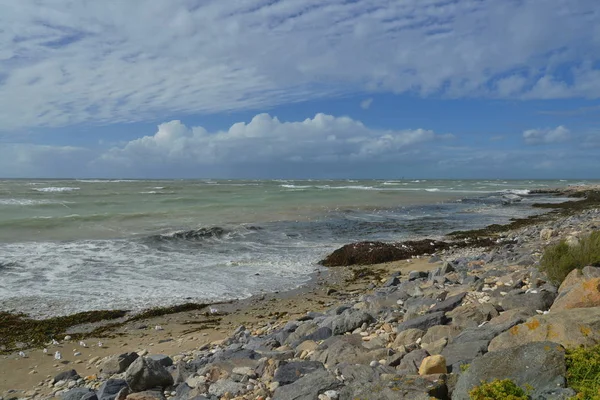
[488,307,600,351]
[452,342,569,400]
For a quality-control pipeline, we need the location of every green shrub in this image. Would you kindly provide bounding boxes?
[539,231,600,284]
[566,345,600,400]
[469,379,529,400]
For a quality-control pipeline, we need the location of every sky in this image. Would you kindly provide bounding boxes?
[0,0,599,179]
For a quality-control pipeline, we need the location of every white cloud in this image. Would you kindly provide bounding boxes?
[523,126,571,145]
[360,98,373,110]
[99,113,449,169]
[0,0,598,130]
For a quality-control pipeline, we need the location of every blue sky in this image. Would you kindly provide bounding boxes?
[0,0,599,179]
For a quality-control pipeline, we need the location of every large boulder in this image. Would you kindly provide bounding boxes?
[125,357,174,392]
[53,369,81,384]
[429,292,467,313]
[557,266,600,294]
[100,353,140,375]
[452,342,568,400]
[207,379,245,398]
[441,340,488,371]
[488,307,600,352]
[272,369,341,400]
[551,277,600,312]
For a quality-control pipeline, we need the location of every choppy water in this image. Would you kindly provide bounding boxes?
[0,179,593,317]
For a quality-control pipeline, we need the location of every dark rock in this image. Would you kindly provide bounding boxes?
[273,361,325,385]
[452,342,568,400]
[397,349,429,374]
[147,355,173,368]
[409,271,429,281]
[53,369,80,384]
[430,292,467,313]
[212,348,260,362]
[497,290,556,313]
[174,361,195,384]
[101,353,140,375]
[383,276,401,287]
[396,311,447,333]
[429,255,442,263]
[303,327,332,342]
[62,388,97,400]
[441,340,489,371]
[273,369,341,400]
[125,357,174,392]
[97,379,129,400]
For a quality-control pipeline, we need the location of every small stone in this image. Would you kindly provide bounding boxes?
[269,381,280,391]
[369,361,378,367]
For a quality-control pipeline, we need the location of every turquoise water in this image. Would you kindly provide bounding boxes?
[0,179,592,317]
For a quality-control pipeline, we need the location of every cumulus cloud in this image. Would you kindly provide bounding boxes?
[523,126,571,145]
[0,0,598,130]
[360,98,373,110]
[100,113,450,170]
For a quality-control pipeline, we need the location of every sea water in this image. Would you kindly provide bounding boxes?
[0,179,591,317]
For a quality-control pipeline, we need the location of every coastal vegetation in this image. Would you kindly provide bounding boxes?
[468,379,528,400]
[540,231,600,284]
[566,345,600,400]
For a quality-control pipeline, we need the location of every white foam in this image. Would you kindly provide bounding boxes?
[0,199,69,206]
[0,238,327,318]
[424,188,440,192]
[33,187,80,192]
[501,189,530,195]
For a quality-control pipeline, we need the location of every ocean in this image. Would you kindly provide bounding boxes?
[0,179,592,318]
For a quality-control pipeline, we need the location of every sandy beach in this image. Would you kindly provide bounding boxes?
[0,258,438,397]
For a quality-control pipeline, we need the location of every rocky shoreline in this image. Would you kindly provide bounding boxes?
[2,186,600,400]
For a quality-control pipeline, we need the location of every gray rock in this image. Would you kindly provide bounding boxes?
[62,388,97,400]
[173,361,195,384]
[409,271,429,281]
[339,374,447,400]
[447,303,499,329]
[498,290,556,313]
[430,292,467,313]
[383,276,401,287]
[207,379,245,397]
[53,369,80,384]
[330,309,374,335]
[312,335,387,367]
[272,370,341,400]
[441,340,489,371]
[452,342,568,400]
[125,357,174,392]
[100,352,139,375]
[273,361,325,385]
[127,391,165,400]
[397,349,429,374]
[284,323,318,346]
[97,379,128,400]
[450,317,525,344]
[148,355,173,368]
[428,255,442,263]
[396,311,447,333]
[303,327,332,342]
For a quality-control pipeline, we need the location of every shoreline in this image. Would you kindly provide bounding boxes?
[1,184,600,397]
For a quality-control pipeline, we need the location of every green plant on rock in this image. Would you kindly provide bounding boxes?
[539,230,600,284]
[566,345,600,400]
[469,379,529,400]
